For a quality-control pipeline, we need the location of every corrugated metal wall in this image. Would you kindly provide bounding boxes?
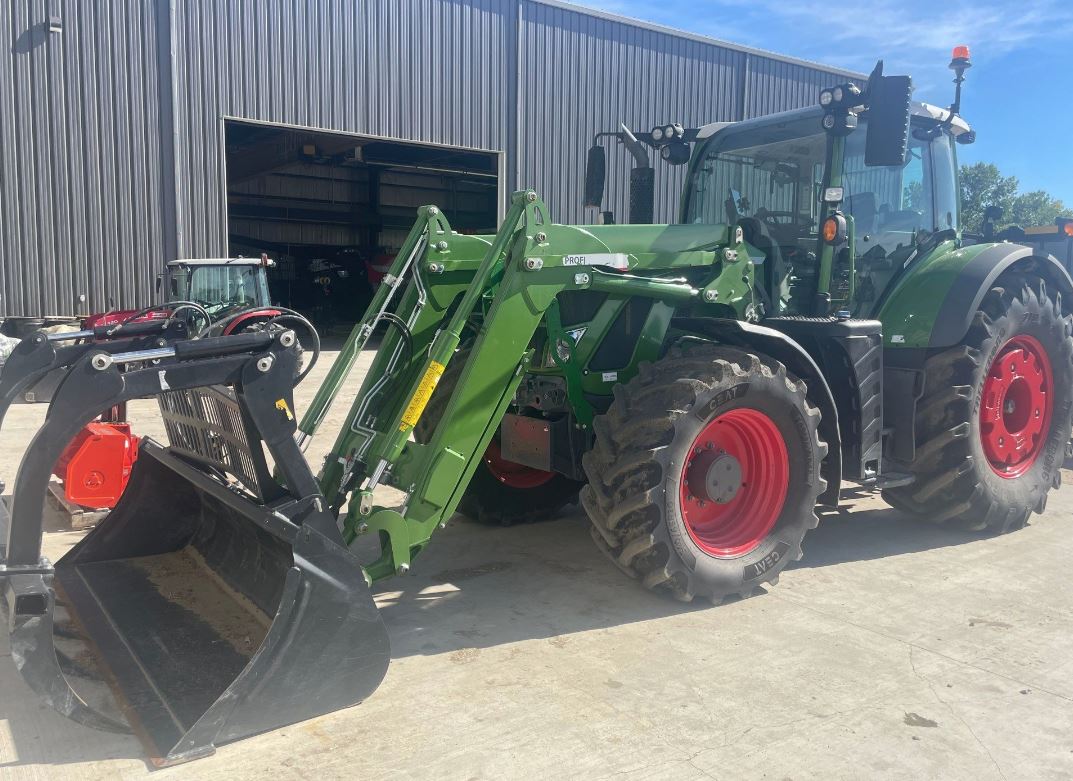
[0,0,857,317]
[170,0,515,260]
[744,58,840,119]
[518,1,744,225]
[0,0,169,317]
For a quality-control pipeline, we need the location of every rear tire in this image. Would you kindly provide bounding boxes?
[581,345,827,603]
[883,278,1073,532]
[415,349,581,525]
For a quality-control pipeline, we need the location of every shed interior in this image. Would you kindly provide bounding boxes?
[225,121,500,331]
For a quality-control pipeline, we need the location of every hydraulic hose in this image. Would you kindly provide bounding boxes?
[109,301,212,338]
[213,306,322,384]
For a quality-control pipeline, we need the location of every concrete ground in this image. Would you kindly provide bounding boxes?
[1,347,1072,780]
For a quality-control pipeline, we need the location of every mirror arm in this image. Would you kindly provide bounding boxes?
[619,123,650,168]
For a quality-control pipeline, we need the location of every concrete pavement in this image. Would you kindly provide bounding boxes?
[1,349,1071,780]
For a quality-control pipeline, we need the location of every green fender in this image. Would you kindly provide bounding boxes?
[878,241,1073,350]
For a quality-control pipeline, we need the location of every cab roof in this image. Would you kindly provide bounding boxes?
[696,101,972,141]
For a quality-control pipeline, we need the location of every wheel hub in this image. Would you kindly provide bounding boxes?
[679,408,788,558]
[694,453,742,504]
[980,335,1053,478]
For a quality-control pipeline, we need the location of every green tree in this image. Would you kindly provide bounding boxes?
[960,162,1072,233]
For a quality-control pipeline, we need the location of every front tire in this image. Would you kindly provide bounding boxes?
[581,346,827,603]
[883,278,1073,532]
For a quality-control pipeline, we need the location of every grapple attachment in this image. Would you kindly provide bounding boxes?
[0,332,389,766]
[0,318,188,418]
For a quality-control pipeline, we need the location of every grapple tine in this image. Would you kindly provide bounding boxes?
[0,320,187,414]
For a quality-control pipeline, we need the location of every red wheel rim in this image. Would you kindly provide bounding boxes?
[679,408,789,558]
[483,440,557,489]
[980,335,1053,478]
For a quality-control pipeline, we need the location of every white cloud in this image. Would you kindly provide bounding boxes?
[570,0,1073,84]
[751,0,1072,62]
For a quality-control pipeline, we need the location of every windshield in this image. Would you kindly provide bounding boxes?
[683,113,960,316]
[842,126,958,258]
[685,115,958,235]
[170,264,271,313]
[685,115,825,231]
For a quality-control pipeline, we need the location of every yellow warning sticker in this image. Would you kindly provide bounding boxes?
[399,360,445,432]
[275,398,294,420]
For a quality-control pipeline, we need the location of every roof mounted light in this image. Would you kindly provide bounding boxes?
[948,44,972,117]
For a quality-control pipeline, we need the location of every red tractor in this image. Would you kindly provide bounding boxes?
[50,257,318,517]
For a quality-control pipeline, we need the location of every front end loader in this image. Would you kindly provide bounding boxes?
[2,47,1071,764]
[1,330,387,765]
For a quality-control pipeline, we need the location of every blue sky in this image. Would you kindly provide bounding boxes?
[573,0,1073,205]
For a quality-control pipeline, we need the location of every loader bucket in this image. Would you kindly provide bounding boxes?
[1,335,390,766]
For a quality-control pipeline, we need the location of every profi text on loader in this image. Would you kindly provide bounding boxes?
[2,51,1072,765]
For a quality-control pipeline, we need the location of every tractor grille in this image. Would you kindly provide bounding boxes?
[157,386,266,499]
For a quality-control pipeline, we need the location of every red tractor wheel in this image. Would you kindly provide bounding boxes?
[582,345,826,603]
[884,278,1073,532]
[679,408,789,558]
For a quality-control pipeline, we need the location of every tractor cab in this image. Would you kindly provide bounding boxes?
[586,54,977,321]
[161,257,274,320]
[681,102,970,318]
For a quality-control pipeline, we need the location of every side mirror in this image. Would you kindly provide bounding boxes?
[628,167,655,224]
[584,145,606,209]
[865,74,912,166]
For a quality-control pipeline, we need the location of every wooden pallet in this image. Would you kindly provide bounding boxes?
[47,481,109,531]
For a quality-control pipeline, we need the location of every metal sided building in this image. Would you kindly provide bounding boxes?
[0,0,858,324]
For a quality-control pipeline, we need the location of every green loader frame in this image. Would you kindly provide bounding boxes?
[299,192,760,580]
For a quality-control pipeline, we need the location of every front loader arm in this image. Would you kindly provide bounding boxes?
[316,192,586,581]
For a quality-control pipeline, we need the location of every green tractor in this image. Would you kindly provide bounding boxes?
[3,49,1071,763]
[301,50,1073,594]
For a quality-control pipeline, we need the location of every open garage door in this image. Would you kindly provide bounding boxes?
[225,121,500,333]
